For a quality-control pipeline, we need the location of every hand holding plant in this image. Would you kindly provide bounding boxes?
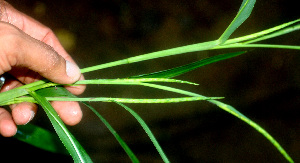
[0,0,299,162]
[0,0,85,137]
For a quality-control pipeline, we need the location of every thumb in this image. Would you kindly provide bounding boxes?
[1,23,81,84]
[22,38,82,84]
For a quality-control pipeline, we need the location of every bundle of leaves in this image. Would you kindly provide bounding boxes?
[0,0,298,162]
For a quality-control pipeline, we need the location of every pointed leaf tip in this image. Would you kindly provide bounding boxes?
[219,0,256,44]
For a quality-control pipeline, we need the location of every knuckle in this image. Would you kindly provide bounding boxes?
[41,28,56,46]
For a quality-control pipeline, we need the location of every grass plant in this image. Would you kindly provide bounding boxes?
[0,0,299,162]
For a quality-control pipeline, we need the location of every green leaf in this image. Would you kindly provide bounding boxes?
[214,43,300,50]
[38,86,139,162]
[115,102,170,163]
[21,86,223,104]
[48,96,222,103]
[73,78,198,85]
[36,86,70,97]
[27,89,93,163]
[14,123,68,154]
[0,79,56,106]
[242,21,300,44]
[219,0,256,44]
[83,102,140,163]
[130,51,246,79]
[140,83,294,163]
[14,96,223,104]
[223,19,300,45]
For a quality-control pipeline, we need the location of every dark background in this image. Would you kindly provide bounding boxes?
[1,0,299,162]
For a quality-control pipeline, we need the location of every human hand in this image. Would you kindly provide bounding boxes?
[0,1,85,137]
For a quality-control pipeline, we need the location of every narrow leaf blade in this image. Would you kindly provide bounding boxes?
[224,19,300,45]
[140,83,294,163]
[115,102,170,163]
[38,86,139,162]
[219,0,256,44]
[130,51,246,79]
[28,90,92,163]
[83,102,140,163]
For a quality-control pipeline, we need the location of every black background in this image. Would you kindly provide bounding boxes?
[1,0,299,162]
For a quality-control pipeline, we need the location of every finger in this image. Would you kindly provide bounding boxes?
[10,102,37,125]
[0,108,17,137]
[0,75,21,93]
[0,77,37,125]
[1,77,82,125]
[65,75,86,95]
[51,101,82,126]
[7,67,85,95]
[0,22,81,84]
[1,76,80,126]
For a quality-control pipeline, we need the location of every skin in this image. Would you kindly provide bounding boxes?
[0,1,86,137]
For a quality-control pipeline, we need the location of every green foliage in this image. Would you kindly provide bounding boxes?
[28,89,93,163]
[116,102,170,163]
[130,51,246,79]
[0,0,298,162]
[38,86,140,162]
[83,102,140,163]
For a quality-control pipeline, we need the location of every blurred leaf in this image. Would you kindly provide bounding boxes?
[219,0,256,44]
[28,89,93,163]
[14,123,68,154]
[55,29,76,51]
[130,51,246,79]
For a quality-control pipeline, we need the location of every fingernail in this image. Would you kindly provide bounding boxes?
[66,60,81,81]
[25,111,35,125]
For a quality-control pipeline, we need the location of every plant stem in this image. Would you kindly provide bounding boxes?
[80,40,219,73]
